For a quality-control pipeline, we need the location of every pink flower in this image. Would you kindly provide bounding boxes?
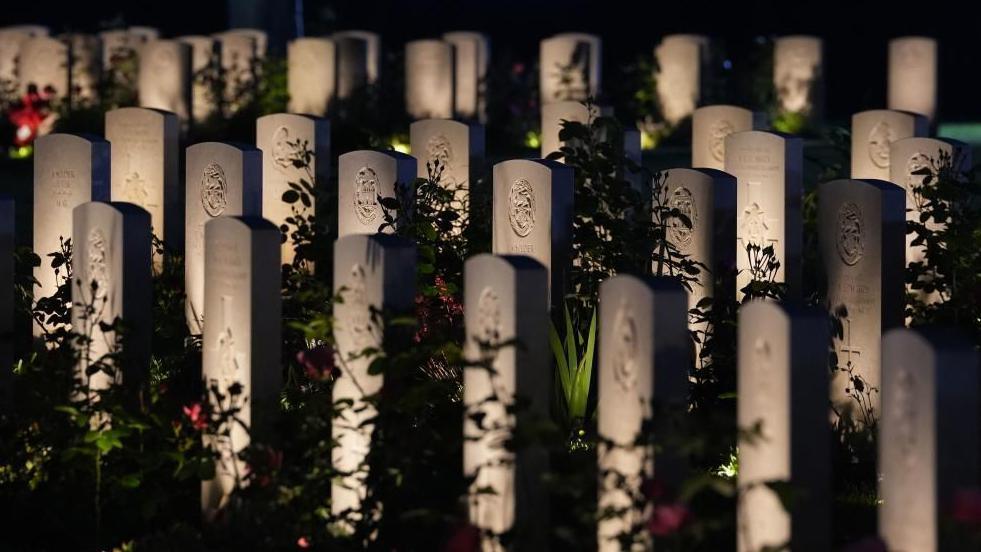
[296,347,339,382]
[182,403,208,431]
[443,522,480,552]
[296,536,310,548]
[952,488,981,525]
[842,536,887,552]
[648,502,691,537]
[512,62,525,75]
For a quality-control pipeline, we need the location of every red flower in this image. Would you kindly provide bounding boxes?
[952,488,981,525]
[296,346,339,382]
[512,62,525,75]
[296,536,311,548]
[842,536,887,552]
[648,502,691,537]
[182,402,208,431]
[443,522,481,552]
[7,86,54,146]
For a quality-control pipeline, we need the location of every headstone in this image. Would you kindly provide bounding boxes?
[64,34,101,105]
[818,179,905,425]
[540,101,609,159]
[287,38,335,116]
[18,36,69,99]
[331,234,415,520]
[177,36,219,123]
[33,134,110,335]
[405,39,454,120]
[597,275,688,551]
[539,33,601,104]
[724,131,803,299]
[492,159,574,308]
[662,168,736,360]
[127,26,160,43]
[463,254,549,549]
[691,105,757,171]
[137,40,192,127]
[333,35,368,99]
[5,25,48,37]
[215,28,267,58]
[200,216,281,519]
[100,27,155,70]
[879,328,979,552]
[336,150,416,238]
[409,119,484,232]
[331,30,380,84]
[184,142,262,333]
[105,107,181,264]
[773,35,823,117]
[654,34,708,126]
[888,37,938,122]
[737,301,830,551]
[443,31,490,121]
[0,28,35,89]
[0,197,13,388]
[215,32,257,115]
[71,202,151,392]
[256,113,331,264]
[851,110,929,180]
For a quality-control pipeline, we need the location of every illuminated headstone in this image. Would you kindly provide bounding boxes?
[879,328,978,552]
[105,107,181,265]
[443,31,490,121]
[138,40,192,126]
[724,131,802,299]
[200,216,281,520]
[410,119,484,232]
[99,27,156,70]
[63,34,100,105]
[331,30,380,84]
[597,275,688,551]
[184,142,261,333]
[540,100,610,159]
[18,36,69,100]
[655,34,708,126]
[71,202,151,392]
[737,301,829,552]
[405,39,454,120]
[127,27,159,43]
[539,33,601,104]
[692,105,758,171]
[177,35,219,123]
[850,110,928,180]
[818,179,905,425]
[287,37,335,116]
[215,32,257,115]
[337,150,416,238]
[331,234,415,522]
[888,37,938,122]
[215,28,267,58]
[257,113,331,264]
[773,35,823,117]
[464,253,549,549]
[492,159,573,308]
[662,168,736,362]
[33,134,109,335]
[0,27,41,89]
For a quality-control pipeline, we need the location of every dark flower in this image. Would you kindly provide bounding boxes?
[296,346,339,382]
[648,502,691,537]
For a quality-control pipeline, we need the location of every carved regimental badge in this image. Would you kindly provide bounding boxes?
[201,162,227,217]
[508,178,535,238]
[426,134,454,184]
[905,152,934,201]
[867,121,894,169]
[354,166,379,226]
[709,119,734,163]
[892,366,917,468]
[667,186,697,250]
[836,202,864,266]
[611,303,638,393]
[87,228,110,303]
[271,126,294,174]
[215,295,242,388]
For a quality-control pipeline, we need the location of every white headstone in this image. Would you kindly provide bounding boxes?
[215,28,267,58]
[337,150,416,238]
[539,33,601,104]
[100,27,155,70]
[443,31,490,121]
[63,34,100,105]
[655,34,708,126]
[737,301,830,551]
[405,39,454,120]
[127,27,160,43]
[215,32,257,115]
[200,216,281,519]
[184,142,262,333]
[692,105,758,171]
[410,119,484,232]
[177,36,219,123]
[0,28,36,88]
[880,328,978,552]
[138,40,192,126]
[540,101,609,159]
[287,37,335,116]
[888,37,938,122]
[331,30,379,84]
[18,36,69,99]
[851,110,929,180]
[773,35,823,117]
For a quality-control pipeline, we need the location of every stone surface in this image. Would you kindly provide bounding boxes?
[215,28,267,58]
[331,30,379,84]
[215,32,257,114]
[71,201,151,393]
[138,40,193,126]
[737,301,830,552]
[463,253,549,550]
[724,131,803,299]
[880,328,978,552]
[200,216,281,519]
[888,37,938,122]
[410,119,484,232]
[331,234,415,521]
[818,179,905,425]
[850,110,928,180]
[692,105,757,171]
[184,142,262,333]
[540,101,609,159]
[405,39,454,120]
[539,33,601,104]
[492,159,574,309]
[443,31,490,121]
[773,36,823,117]
[177,36,219,123]
[287,38,335,116]
[256,113,330,264]
[64,34,100,105]
[655,34,708,126]
[33,134,110,335]
[337,150,416,238]
[18,36,69,99]
[0,26,48,88]
[597,275,688,551]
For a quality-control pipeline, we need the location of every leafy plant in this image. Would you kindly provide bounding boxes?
[549,302,596,445]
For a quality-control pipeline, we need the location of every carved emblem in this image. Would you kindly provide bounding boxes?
[611,303,638,393]
[124,170,149,205]
[709,119,734,163]
[667,186,697,250]
[87,228,110,303]
[892,366,917,468]
[347,264,374,350]
[738,182,778,249]
[201,163,227,217]
[836,202,864,266]
[426,134,454,183]
[867,121,894,169]
[215,295,241,387]
[905,152,934,199]
[271,126,294,174]
[475,287,502,358]
[354,166,379,226]
[508,179,536,238]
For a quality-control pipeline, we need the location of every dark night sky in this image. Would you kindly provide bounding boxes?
[4,0,979,120]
